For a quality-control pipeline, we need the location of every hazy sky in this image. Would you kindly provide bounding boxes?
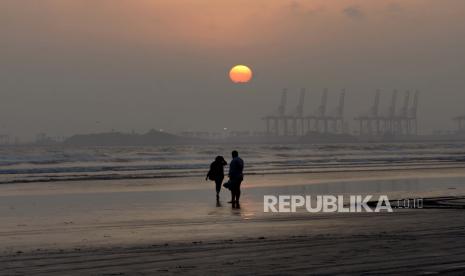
[1,0,465,139]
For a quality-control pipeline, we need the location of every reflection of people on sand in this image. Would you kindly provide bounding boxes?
[224,150,244,209]
[206,156,227,201]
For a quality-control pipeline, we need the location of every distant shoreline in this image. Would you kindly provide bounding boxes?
[7,130,465,147]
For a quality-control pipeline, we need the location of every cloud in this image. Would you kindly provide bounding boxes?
[343,5,364,19]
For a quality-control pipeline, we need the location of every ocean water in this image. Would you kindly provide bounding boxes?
[1,142,465,185]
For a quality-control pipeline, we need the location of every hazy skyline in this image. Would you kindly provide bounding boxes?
[1,0,465,140]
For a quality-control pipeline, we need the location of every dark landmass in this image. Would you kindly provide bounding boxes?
[64,129,203,146]
[63,130,359,146]
[56,129,465,147]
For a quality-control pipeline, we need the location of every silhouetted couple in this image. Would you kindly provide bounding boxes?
[206,150,244,208]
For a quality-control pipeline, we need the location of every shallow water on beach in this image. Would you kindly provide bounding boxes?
[1,171,465,251]
[2,174,465,226]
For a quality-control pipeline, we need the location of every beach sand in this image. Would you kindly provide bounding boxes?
[2,167,465,275]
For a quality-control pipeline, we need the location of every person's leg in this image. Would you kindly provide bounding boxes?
[235,181,242,207]
[236,186,241,203]
[232,188,238,208]
[228,179,235,203]
[215,179,222,199]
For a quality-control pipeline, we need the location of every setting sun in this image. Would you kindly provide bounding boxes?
[229,65,253,83]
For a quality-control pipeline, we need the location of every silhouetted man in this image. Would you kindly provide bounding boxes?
[228,150,244,208]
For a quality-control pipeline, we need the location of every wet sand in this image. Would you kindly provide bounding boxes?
[4,209,465,275]
[2,167,465,275]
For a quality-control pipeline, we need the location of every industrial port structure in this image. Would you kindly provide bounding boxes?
[263,89,419,137]
[263,88,347,136]
[355,90,419,136]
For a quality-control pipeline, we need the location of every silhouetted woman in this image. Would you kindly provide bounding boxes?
[206,156,227,200]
